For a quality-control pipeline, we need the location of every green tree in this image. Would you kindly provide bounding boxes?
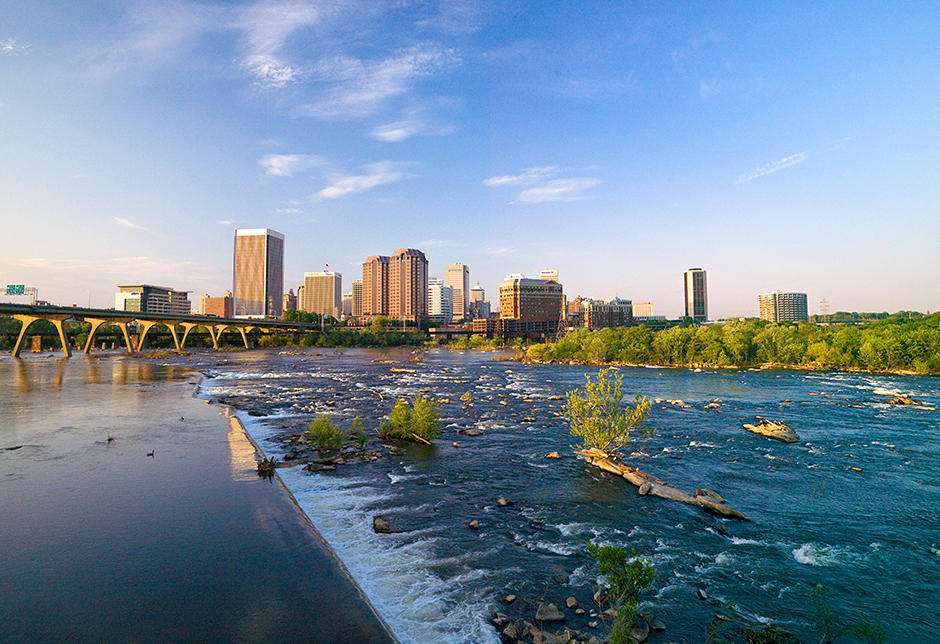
[379,396,440,442]
[305,416,345,450]
[565,368,652,457]
[587,542,655,641]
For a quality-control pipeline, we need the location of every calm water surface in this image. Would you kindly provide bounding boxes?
[194,347,939,643]
[0,355,391,643]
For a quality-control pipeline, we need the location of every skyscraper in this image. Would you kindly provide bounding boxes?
[683,268,708,322]
[361,255,390,316]
[351,280,363,317]
[301,271,342,320]
[759,292,808,322]
[389,248,428,323]
[233,228,284,318]
[427,278,453,323]
[445,263,469,320]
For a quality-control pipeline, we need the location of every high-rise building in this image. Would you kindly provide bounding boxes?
[283,289,297,312]
[582,298,633,329]
[342,292,353,318]
[468,282,488,319]
[683,268,708,322]
[116,284,191,315]
[445,264,469,320]
[389,248,428,323]
[362,255,390,316]
[427,278,453,324]
[499,275,564,321]
[233,228,284,318]
[539,269,559,282]
[759,291,808,322]
[301,271,342,320]
[199,291,233,317]
[351,280,363,317]
[632,302,654,318]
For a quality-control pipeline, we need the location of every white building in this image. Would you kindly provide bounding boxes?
[427,278,453,324]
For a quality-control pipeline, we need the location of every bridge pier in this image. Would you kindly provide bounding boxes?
[12,314,72,358]
[83,317,135,355]
[137,320,164,352]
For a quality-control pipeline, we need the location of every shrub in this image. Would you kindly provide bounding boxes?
[587,542,655,642]
[305,416,345,450]
[350,416,367,447]
[379,396,440,442]
[565,368,652,457]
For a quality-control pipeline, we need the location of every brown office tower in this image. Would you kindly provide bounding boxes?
[499,276,564,322]
[389,248,428,323]
[351,280,363,317]
[199,291,233,318]
[362,256,390,316]
[233,228,284,318]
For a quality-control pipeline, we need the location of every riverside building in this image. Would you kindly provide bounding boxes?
[476,274,563,338]
[351,280,363,317]
[427,278,453,324]
[301,271,342,320]
[361,249,429,323]
[582,298,633,329]
[445,264,470,321]
[684,268,708,322]
[199,291,233,317]
[361,256,390,316]
[759,291,808,322]
[233,228,284,318]
[116,284,191,315]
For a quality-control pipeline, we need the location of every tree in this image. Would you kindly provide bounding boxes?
[587,542,655,642]
[379,396,440,442]
[565,368,652,457]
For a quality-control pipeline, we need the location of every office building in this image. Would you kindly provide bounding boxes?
[389,248,428,323]
[632,302,654,318]
[759,291,808,322]
[342,292,352,318]
[427,278,453,324]
[539,269,559,282]
[199,291,233,317]
[116,284,191,315]
[233,228,284,318]
[301,271,342,320]
[683,268,708,322]
[446,264,470,320]
[283,289,297,312]
[351,280,363,317]
[582,298,633,329]
[362,255,390,316]
[497,274,564,338]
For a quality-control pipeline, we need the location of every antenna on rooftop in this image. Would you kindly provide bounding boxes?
[820,297,830,323]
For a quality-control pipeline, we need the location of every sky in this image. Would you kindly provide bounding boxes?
[1,1,938,318]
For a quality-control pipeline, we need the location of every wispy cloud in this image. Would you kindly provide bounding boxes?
[113,217,153,233]
[217,219,233,225]
[485,167,600,203]
[275,207,303,215]
[259,153,323,176]
[515,178,600,203]
[484,246,514,255]
[316,161,416,199]
[1,38,28,54]
[370,107,456,142]
[736,152,808,184]
[296,44,458,120]
[483,166,557,187]
[13,256,217,282]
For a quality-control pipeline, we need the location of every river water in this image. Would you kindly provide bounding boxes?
[194,347,939,643]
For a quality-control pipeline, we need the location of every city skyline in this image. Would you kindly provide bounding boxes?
[1,2,939,316]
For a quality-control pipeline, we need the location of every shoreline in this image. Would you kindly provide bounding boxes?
[209,393,399,643]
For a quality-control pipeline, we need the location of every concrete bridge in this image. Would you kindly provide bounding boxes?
[0,303,321,358]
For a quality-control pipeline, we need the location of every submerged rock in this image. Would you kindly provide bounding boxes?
[565,596,578,609]
[544,451,561,459]
[535,602,565,622]
[372,516,392,533]
[743,417,799,443]
[694,488,727,504]
[468,519,480,530]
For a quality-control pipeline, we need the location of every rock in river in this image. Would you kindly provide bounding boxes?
[743,417,799,443]
[372,516,392,533]
[535,603,566,622]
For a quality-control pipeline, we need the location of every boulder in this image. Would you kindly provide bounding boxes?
[535,603,566,623]
[545,451,561,459]
[697,588,708,600]
[468,519,480,530]
[601,607,619,621]
[629,618,649,642]
[504,594,517,604]
[575,608,585,615]
[743,418,799,443]
[565,596,579,609]
[372,516,392,533]
[492,612,510,629]
[637,482,652,495]
[593,588,608,606]
[497,497,511,507]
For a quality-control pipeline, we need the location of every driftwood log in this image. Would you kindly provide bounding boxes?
[575,448,748,520]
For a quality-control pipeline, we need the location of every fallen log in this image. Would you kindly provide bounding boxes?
[574,447,749,520]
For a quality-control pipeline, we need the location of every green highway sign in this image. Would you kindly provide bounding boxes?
[5,285,25,295]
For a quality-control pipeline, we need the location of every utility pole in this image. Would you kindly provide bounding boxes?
[820,297,830,324]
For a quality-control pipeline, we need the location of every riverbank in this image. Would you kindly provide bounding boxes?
[0,354,394,643]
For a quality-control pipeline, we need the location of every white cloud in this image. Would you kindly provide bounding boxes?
[217,219,233,225]
[275,207,303,214]
[113,217,153,233]
[514,177,601,203]
[297,44,458,120]
[484,246,514,255]
[736,152,808,184]
[259,153,323,176]
[1,38,27,54]
[370,117,454,142]
[316,161,416,199]
[483,166,557,187]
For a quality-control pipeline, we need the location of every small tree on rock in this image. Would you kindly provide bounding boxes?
[565,368,652,458]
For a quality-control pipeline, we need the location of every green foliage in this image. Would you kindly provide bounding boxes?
[587,542,655,643]
[350,416,367,447]
[379,396,441,442]
[305,415,345,450]
[525,314,940,374]
[565,368,652,456]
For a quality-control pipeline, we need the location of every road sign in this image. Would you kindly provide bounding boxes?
[5,285,25,295]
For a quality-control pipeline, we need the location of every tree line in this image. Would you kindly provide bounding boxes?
[525,314,940,374]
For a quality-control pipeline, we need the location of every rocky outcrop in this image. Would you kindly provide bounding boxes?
[535,602,565,623]
[743,417,799,443]
[574,448,748,520]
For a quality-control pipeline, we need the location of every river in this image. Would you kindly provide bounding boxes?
[189,347,939,643]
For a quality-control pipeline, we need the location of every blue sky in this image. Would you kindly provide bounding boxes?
[1,1,938,317]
